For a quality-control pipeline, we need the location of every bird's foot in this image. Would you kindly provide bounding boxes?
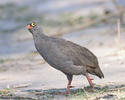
[69,85,74,88]
[56,92,65,95]
[87,87,94,92]
[56,87,73,95]
[90,78,94,80]
[56,91,71,95]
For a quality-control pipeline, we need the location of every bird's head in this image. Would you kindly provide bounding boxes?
[27,22,39,34]
[27,22,45,38]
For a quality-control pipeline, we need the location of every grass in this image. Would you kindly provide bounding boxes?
[0,59,5,63]
[0,58,13,64]
[67,86,109,100]
[88,11,99,20]
[28,85,125,99]
[0,88,36,100]
[0,85,125,100]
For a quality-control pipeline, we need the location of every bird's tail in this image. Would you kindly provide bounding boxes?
[95,67,104,79]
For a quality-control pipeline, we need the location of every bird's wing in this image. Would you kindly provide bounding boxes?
[56,39,98,68]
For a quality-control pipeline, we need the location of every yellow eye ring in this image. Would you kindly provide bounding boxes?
[31,23,35,27]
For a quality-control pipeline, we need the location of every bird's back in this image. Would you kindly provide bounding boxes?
[49,37,104,78]
[54,38,98,67]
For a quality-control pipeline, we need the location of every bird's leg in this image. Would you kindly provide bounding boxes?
[86,73,94,88]
[56,74,73,95]
[56,79,72,95]
[66,79,72,94]
[65,74,73,94]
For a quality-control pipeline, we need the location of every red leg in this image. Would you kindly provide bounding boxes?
[66,79,72,94]
[56,79,72,95]
[86,73,94,88]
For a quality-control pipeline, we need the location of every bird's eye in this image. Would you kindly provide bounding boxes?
[31,23,35,27]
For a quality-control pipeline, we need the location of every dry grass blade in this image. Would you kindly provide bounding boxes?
[13,83,31,88]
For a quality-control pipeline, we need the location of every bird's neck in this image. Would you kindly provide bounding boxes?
[32,29,48,46]
[32,29,47,39]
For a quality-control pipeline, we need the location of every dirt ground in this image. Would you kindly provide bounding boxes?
[0,25,125,99]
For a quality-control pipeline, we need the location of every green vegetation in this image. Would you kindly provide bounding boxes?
[0,2,101,35]
[0,76,124,100]
[0,59,5,63]
[88,11,99,20]
[0,58,12,64]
